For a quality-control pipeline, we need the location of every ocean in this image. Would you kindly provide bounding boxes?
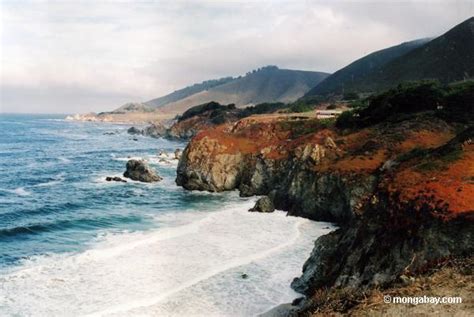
[0,114,334,316]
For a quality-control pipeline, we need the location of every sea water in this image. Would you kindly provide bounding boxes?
[0,114,334,316]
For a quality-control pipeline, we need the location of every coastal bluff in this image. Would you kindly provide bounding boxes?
[175,106,474,313]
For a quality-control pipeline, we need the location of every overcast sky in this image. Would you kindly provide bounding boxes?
[1,0,473,114]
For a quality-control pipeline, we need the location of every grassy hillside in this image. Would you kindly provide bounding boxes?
[157,66,328,115]
[145,77,235,108]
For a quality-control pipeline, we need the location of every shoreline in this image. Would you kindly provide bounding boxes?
[0,122,333,317]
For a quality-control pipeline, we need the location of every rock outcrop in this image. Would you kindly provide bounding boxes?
[123,159,162,183]
[291,208,473,295]
[127,123,168,138]
[249,196,275,213]
[143,123,167,138]
[176,116,381,222]
[127,101,290,141]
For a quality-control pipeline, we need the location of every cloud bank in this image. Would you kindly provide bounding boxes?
[1,0,472,113]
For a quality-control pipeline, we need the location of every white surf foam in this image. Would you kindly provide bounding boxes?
[112,156,144,162]
[0,200,335,317]
[33,173,66,187]
[57,156,71,164]
[1,187,31,196]
[113,155,178,167]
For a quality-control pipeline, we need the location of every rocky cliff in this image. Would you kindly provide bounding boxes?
[176,107,474,311]
[128,101,289,141]
[177,113,468,221]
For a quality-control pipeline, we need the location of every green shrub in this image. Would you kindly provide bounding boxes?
[289,101,315,113]
[396,147,430,162]
[319,118,335,128]
[348,99,369,109]
[240,102,287,117]
[358,81,444,126]
[335,110,359,129]
[179,101,224,121]
[437,81,474,123]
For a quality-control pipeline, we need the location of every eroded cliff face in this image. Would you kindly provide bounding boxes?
[177,135,246,191]
[177,114,463,222]
[292,201,474,295]
[176,117,370,222]
[176,113,474,299]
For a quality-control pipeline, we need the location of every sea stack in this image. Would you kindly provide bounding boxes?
[123,159,162,182]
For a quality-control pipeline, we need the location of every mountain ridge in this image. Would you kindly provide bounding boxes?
[306,16,474,97]
[304,38,431,96]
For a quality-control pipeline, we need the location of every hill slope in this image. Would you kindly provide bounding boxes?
[305,38,430,96]
[155,66,328,115]
[306,17,474,96]
[145,77,235,108]
[366,16,474,89]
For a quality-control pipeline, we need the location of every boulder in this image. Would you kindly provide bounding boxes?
[249,196,275,213]
[123,159,162,182]
[174,148,182,160]
[127,127,142,135]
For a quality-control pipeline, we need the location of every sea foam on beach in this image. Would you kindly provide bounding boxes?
[0,200,334,317]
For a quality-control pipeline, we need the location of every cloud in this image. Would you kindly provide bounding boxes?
[1,0,472,113]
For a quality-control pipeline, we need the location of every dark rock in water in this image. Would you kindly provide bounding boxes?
[241,273,248,279]
[128,124,167,138]
[123,159,162,183]
[113,176,127,183]
[249,196,275,213]
[143,123,167,138]
[103,132,116,135]
[127,127,142,135]
[105,176,127,183]
[291,297,305,306]
[174,148,182,160]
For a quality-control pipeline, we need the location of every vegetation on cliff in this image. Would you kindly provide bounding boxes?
[336,80,474,129]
